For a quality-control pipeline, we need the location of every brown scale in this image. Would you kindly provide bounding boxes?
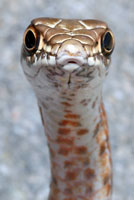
[75,146,88,155]
[84,168,95,180]
[56,136,74,145]
[77,129,89,136]
[58,146,72,156]
[93,121,102,137]
[64,113,80,119]
[99,141,106,156]
[65,170,79,181]
[64,160,76,168]
[61,102,72,107]
[59,120,81,127]
[58,127,71,135]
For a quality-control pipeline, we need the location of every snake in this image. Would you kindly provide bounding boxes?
[21,18,115,200]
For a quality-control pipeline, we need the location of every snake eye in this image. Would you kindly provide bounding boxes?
[24,27,38,51]
[101,30,114,56]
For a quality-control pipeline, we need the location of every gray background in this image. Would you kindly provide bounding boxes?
[0,0,133,199]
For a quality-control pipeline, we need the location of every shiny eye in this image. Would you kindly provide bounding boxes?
[24,28,38,51]
[101,30,114,56]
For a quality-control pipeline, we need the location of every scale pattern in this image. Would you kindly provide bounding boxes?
[21,18,114,200]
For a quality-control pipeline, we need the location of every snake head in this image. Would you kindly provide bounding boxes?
[21,18,114,89]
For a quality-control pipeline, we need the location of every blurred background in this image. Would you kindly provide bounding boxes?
[0,0,133,199]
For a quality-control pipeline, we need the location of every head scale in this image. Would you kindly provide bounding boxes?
[21,18,114,89]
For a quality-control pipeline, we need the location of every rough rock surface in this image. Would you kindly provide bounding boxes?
[0,0,133,199]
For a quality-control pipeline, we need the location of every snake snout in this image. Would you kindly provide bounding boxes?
[57,39,87,72]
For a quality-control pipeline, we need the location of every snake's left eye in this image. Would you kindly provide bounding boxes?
[24,27,38,51]
[101,30,114,56]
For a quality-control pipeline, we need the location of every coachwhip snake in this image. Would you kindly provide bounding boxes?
[21,18,114,200]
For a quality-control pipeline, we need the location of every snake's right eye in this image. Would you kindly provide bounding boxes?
[24,28,38,51]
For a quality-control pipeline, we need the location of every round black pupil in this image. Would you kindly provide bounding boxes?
[104,32,113,51]
[25,30,36,49]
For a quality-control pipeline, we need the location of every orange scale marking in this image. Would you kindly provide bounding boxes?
[99,141,106,156]
[64,160,76,168]
[58,146,72,156]
[65,170,79,181]
[61,102,72,107]
[58,128,71,135]
[59,120,81,127]
[84,168,95,180]
[56,136,74,145]
[77,129,89,135]
[75,146,88,154]
[64,113,80,119]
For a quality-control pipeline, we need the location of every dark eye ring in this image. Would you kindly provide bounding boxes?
[24,27,38,51]
[101,30,114,56]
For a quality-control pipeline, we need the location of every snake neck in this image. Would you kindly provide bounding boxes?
[37,84,112,200]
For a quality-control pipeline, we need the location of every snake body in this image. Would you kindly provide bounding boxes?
[21,18,114,200]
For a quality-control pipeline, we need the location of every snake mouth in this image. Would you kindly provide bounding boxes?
[57,56,86,73]
[68,61,77,64]
[57,56,86,64]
